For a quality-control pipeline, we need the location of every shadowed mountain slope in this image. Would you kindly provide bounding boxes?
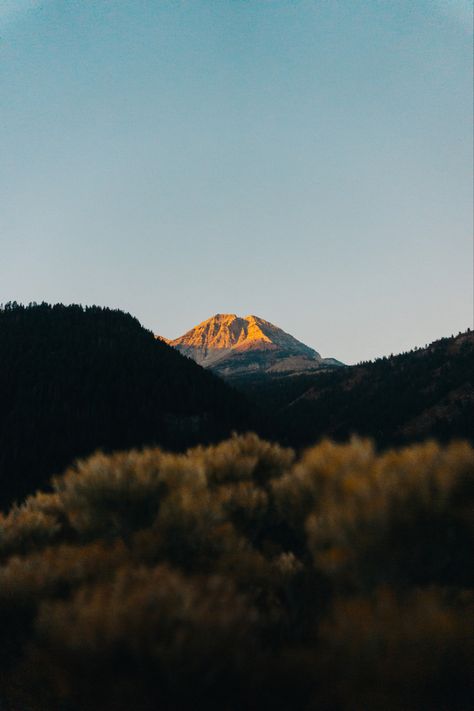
[0,303,251,508]
[245,330,474,447]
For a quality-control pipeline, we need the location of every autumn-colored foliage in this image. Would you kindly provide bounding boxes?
[0,434,472,710]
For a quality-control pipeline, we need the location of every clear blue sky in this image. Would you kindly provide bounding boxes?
[1,0,472,363]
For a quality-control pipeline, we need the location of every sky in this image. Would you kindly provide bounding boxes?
[0,0,472,364]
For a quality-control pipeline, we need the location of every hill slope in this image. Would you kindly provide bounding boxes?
[242,331,474,447]
[0,303,251,508]
[166,313,342,379]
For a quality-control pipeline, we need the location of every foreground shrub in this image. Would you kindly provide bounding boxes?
[318,587,474,711]
[0,434,472,710]
[274,438,474,590]
[28,565,257,711]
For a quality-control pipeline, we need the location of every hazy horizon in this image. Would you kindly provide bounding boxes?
[1,0,472,364]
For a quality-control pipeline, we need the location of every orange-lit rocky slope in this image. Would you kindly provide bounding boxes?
[164,314,342,379]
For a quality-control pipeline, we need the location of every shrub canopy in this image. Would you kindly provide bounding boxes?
[0,434,472,710]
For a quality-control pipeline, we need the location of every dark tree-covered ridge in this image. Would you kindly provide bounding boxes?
[0,302,251,508]
[239,330,474,448]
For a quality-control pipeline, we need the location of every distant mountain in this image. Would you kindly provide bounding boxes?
[244,330,474,447]
[0,303,251,508]
[165,313,343,380]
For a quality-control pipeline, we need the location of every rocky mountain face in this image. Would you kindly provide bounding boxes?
[165,314,342,380]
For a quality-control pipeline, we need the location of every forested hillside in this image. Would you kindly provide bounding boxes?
[0,303,251,508]
[1,303,471,509]
[242,331,474,447]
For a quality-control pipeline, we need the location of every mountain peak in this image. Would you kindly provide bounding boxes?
[165,313,342,377]
[168,313,274,365]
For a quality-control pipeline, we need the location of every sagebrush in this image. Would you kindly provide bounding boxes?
[0,434,472,710]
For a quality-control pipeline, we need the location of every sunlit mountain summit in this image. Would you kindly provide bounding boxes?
[164,314,343,380]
